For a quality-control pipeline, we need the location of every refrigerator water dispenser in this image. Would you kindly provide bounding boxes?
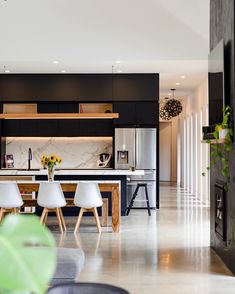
[117,150,129,164]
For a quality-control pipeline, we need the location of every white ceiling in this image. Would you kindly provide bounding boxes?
[0,0,209,96]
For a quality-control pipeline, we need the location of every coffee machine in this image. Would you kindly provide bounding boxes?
[97,153,112,168]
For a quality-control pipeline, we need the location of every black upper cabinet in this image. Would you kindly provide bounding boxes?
[0,74,158,102]
[0,75,35,101]
[113,74,159,101]
[0,74,113,102]
[135,102,157,126]
[113,102,157,126]
[113,103,136,125]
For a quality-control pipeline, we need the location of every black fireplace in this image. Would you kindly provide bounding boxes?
[215,181,227,241]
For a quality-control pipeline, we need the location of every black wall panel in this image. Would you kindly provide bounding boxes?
[210,0,235,274]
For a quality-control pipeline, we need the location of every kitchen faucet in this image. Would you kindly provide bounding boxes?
[28,148,32,170]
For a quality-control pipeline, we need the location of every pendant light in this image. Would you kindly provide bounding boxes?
[164,89,183,118]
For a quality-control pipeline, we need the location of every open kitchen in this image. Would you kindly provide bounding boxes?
[0,73,159,233]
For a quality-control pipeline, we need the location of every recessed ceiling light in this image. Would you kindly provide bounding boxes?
[53,60,59,64]
[180,75,186,79]
[61,70,66,73]
[168,93,172,96]
[117,70,122,73]
[176,82,180,86]
[115,60,121,64]
[4,70,10,73]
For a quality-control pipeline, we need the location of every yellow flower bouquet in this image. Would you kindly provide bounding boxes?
[41,154,62,168]
[41,154,62,181]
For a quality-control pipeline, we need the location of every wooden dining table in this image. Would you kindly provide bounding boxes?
[17,182,121,233]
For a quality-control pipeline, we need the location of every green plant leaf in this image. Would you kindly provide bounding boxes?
[211,144,217,150]
[211,160,216,166]
[224,184,229,192]
[0,215,56,294]
[222,169,228,178]
[213,131,219,139]
[225,145,232,152]
[211,151,218,157]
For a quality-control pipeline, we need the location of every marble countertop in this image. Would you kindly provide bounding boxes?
[0,169,145,176]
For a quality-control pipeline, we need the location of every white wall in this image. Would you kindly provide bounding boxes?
[178,78,209,205]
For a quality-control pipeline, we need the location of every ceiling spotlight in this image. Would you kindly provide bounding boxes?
[4,70,10,73]
[176,82,180,86]
[61,70,66,73]
[168,93,172,96]
[117,70,122,73]
[115,60,121,64]
[53,60,59,64]
[180,75,185,79]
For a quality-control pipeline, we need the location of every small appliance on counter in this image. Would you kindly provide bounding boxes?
[3,154,14,168]
[97,153,112,168]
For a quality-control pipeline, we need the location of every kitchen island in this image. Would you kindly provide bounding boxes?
[0,169,144,217]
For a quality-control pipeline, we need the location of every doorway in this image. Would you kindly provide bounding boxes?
[159,122,171,181]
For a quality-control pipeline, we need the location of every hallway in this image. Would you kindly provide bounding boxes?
[53,184,234,294]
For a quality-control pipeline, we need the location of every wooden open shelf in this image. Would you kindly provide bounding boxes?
[201,138,227,144]
[0,113,119,120]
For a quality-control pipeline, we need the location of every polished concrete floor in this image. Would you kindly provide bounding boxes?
[50,183,235,294]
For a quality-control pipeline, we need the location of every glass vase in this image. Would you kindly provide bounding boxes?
[47,165,55,182]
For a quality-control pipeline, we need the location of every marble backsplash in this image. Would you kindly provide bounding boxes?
[5,137,113,169]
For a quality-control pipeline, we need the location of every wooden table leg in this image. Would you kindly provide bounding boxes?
[112,186,120,233]
[102,198,108,227]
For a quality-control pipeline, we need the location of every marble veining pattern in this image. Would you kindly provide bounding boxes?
[6,137,112,169]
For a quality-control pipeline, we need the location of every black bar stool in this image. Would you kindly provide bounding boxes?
[126,183,151,216]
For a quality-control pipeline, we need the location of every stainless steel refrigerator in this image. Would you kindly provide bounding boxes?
[115,128,157,208]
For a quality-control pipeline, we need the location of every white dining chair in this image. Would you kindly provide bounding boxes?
[74,182,103,233]
[0,183,23,222]
[37,182,67,233]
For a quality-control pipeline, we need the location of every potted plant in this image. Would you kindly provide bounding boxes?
[0,214,56,294]
[203,105,233,191]
[214,105,232,139]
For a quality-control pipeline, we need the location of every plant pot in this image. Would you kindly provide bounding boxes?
[47,165,55,182]
[219,128,229,139]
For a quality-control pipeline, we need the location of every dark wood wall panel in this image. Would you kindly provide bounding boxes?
[210,0,235,274]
